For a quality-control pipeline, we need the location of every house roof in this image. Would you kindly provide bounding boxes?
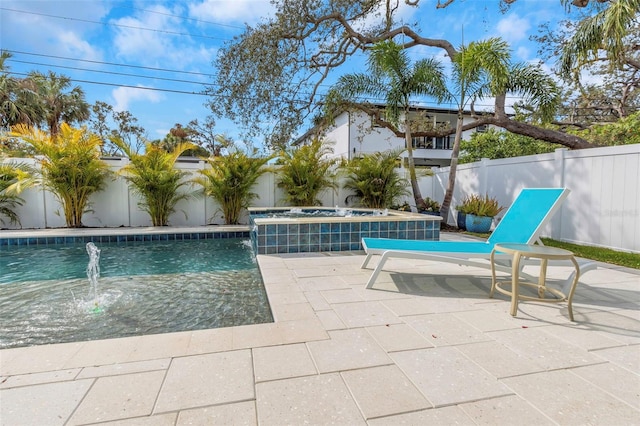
[292,104,476,146]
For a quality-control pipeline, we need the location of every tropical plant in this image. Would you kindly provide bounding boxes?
[0,51,42,130]
[277,138,338,206]
[112,138,196,226]
[11,123,110,227]
[194,150,272,225]
[559,0,640,78]
[27,71,90,137]
[326,40,448,210]
[0,159,35,226]
[341,149,409,209]
[458,194,505,218]
[417,197,441,213]
[440,37,562,221]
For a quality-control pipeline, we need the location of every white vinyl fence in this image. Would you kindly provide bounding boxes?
[3,144,639,253]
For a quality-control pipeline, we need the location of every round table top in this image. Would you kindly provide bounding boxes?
[494,243,574,258]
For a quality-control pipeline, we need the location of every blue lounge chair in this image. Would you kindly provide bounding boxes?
[362,188,594,289]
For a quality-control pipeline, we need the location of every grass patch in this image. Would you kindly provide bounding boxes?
[458,232,639,270]
[541,238,639,270]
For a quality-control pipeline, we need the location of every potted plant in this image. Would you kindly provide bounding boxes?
[455,197,475,230]
[417,197,441,216]
[462,194,505,233]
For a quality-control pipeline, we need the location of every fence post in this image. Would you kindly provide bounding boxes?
[480,158,490,195]
[553,148,568,239]
[554,148,567,188]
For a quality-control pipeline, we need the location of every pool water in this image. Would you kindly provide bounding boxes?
[0,238,273,349]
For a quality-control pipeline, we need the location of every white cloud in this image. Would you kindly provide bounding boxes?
[188,0,275,25]
[496,13,531,43]
[110,5,218,69]
[112,86,163,112]
[57,31,103,62]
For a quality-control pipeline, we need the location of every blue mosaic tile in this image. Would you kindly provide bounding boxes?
[309,234,320,245]
[320,234,331,244]
[266,235,277,246]
[287,234,298,245]
[265,246,277,254]
[370,222,379,231]
[388,222,397,231]
[320,223,330,233]
[277,245,289,254]
[277,234,288,245]
[266,224,276,235]
[360,222,370,232]
[299,224,310,234]
[330,223,340,233]
[288,224,299,234]
[299,233,310,245]
[309,223,319,234]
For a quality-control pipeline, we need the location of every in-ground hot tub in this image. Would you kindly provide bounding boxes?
[249,206,441,254]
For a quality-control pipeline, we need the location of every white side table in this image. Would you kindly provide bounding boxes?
[490,243,581,320]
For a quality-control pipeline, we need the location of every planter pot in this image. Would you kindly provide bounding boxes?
[465,214,493,233]
[457,211,466,230]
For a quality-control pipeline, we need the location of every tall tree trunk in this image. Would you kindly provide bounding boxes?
[440,109,463,225]
[404,113,424,210]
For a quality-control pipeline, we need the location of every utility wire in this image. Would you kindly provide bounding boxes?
[7,71,208,96]
[10,59,211,86]
[114,5,245,30]
[0,7,232,41]
[4,49,216,77]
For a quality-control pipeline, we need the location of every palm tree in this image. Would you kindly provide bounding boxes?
[28,71,90,137]
[440,38,561,222]
[113,139,197,226]
[0,51,42,129]
[11,123,111,227]
[277,138,338,206]
[194,150,272,225]
[560,0,640,77]
[327,40,449,210]
[341,149,409,209]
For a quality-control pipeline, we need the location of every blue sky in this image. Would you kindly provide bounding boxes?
[0,0,577,145]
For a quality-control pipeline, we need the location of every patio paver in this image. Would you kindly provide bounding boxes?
[1,231,638,425]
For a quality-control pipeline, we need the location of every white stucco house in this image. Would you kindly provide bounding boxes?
[294,105,489,168]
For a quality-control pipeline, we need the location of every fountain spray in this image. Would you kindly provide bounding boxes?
[86,242,103,313]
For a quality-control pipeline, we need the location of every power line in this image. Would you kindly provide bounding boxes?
[114,5,245,30]
[4,49,217,77]
[10,59,211,87]
[0,7,232,42]
[7,71,208,96]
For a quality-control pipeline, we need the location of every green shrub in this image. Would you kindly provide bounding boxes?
[195,150,272,225]
[114,139,196,226]
[277,138,338,206]
[12,123,110,227]
[342,149,409,209]
[458,194,504,217]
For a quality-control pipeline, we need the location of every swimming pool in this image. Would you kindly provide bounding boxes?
[0,236,273,348]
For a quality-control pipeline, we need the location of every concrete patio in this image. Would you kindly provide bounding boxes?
[1,233,639,425]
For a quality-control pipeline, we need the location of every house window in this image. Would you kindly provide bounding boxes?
[412,136,432,149]
[435,135,452,150]
[371,114,382,128]
[476,124,488,133]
